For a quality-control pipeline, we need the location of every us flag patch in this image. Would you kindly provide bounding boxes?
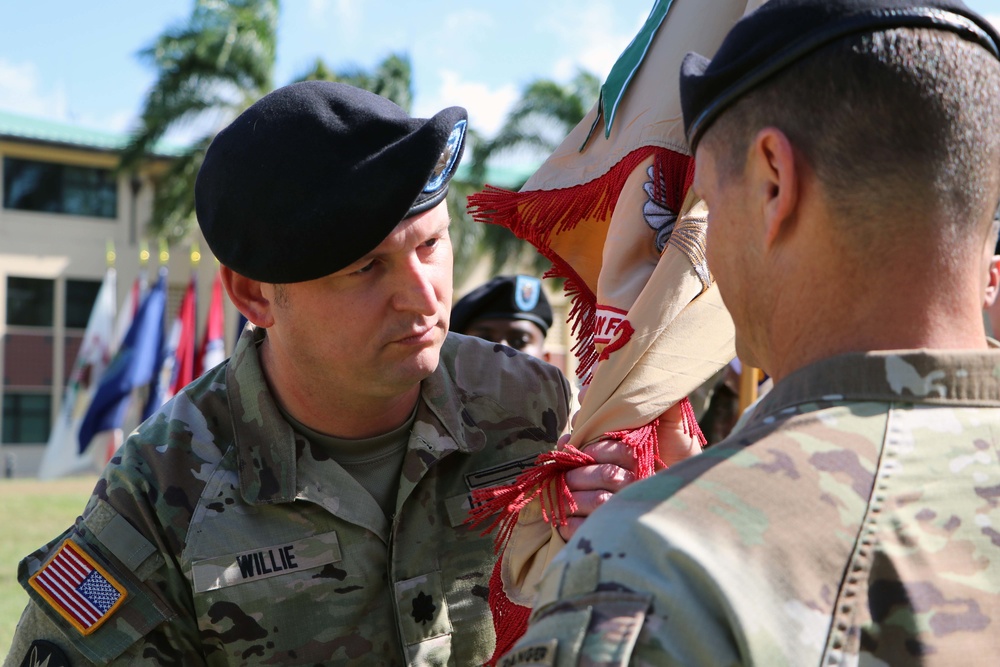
[28,540,127,635]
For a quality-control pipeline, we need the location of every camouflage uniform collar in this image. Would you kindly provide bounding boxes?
[228,326,300,505]
[743,348,1000,432]
[227,327,482,506]
[414,336,486,455]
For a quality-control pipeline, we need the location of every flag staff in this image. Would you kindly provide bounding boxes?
[738,365,761,414]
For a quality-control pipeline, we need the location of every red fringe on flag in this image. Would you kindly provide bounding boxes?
[466,143,704,664]
[467,406,706,664]
[467,146,659,381]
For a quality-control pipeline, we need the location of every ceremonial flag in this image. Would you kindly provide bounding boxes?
[196,270,226,376]
[37,268,117,479]
[78,270,167,453]
[466,0,763,660]
[150,275,197,408]
[113,272,146,349]
[234,312,249,342]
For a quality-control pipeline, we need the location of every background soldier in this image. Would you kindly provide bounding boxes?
[450,274,554,362]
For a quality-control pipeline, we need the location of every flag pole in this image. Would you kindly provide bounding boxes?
[738,365,760,414]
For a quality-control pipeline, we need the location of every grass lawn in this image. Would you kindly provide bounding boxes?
[0,476,96,659]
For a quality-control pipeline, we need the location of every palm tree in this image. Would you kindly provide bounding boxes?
[120,1,413,245]
[293,53,413,112]
[119,0,279,244]
[451,69,601,282]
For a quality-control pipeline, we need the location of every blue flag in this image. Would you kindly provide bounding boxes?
[78,269,167,453]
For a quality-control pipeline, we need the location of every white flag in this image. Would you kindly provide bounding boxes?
[38,268,118,479]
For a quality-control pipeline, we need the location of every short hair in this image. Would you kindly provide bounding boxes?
[703,28,1000,247]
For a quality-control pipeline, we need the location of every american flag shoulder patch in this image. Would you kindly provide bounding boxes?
[28,539,128,635]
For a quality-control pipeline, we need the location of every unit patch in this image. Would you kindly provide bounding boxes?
[18,640,71,667]
[28,540,127,635]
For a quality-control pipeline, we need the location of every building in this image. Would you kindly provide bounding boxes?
[0,110,576,478]
[0,109,237,478]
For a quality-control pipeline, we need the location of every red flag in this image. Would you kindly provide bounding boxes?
[162,276,197,401]
[196,270,226,377]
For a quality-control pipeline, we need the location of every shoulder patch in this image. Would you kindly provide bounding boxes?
[18,640,71,667]
[28,539,127,635]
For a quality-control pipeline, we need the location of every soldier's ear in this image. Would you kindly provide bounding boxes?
[219,266,276,328]
[984,255,1000,309]
[749,126,799,250]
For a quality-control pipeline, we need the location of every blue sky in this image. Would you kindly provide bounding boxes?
[2,1,998,144]
[0,0,658,142]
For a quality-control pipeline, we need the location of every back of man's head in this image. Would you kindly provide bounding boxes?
[683,1,1000,253]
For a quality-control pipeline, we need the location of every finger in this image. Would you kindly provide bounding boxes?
[579,439,638,471]
[565,464,635,493]
[557,433,572,450]
[557,517,588,542]
[570,489,616,515]
[656,403,702,467]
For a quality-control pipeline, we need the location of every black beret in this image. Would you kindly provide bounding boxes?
[451,275,553,336]
[196,81,468,283]
[680,0,1000,152]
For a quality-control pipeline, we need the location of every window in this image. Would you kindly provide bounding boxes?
[6,277,54,327]
[66,279,102,329]
[2,392,51,443]
[3,156,117,219]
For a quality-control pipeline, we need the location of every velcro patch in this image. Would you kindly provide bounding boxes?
[191,530,342,592]
[28,540,127,635]
[498,639,558,666]
[446,454,541,526]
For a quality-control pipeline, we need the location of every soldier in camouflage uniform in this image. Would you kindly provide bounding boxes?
[500,1,1000,665]
[4,82,659,666]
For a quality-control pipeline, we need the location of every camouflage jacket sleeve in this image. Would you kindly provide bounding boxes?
[500,349,1000,667]
[5,362,233,666]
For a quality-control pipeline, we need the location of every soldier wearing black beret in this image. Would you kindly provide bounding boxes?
[501,1,1000,665]
[451,274,554,361]
[6,81,685,666]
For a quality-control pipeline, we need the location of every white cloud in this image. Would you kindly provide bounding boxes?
[309,0,361,31]
[416,70,519,138]
[441,9,493,33]
[0,59,68,120]
[543,2,648,81]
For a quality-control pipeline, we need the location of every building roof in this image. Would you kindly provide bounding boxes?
[0,108,186,158]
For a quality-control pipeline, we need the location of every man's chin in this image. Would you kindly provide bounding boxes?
[397,339,443,382]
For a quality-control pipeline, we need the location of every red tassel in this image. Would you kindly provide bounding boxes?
[468,420,664,665]
[467,447,596,551]
[679,396,707,446]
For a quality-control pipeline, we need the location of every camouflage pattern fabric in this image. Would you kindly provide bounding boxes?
[501,349,1000,666]
[6,326,570,666]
